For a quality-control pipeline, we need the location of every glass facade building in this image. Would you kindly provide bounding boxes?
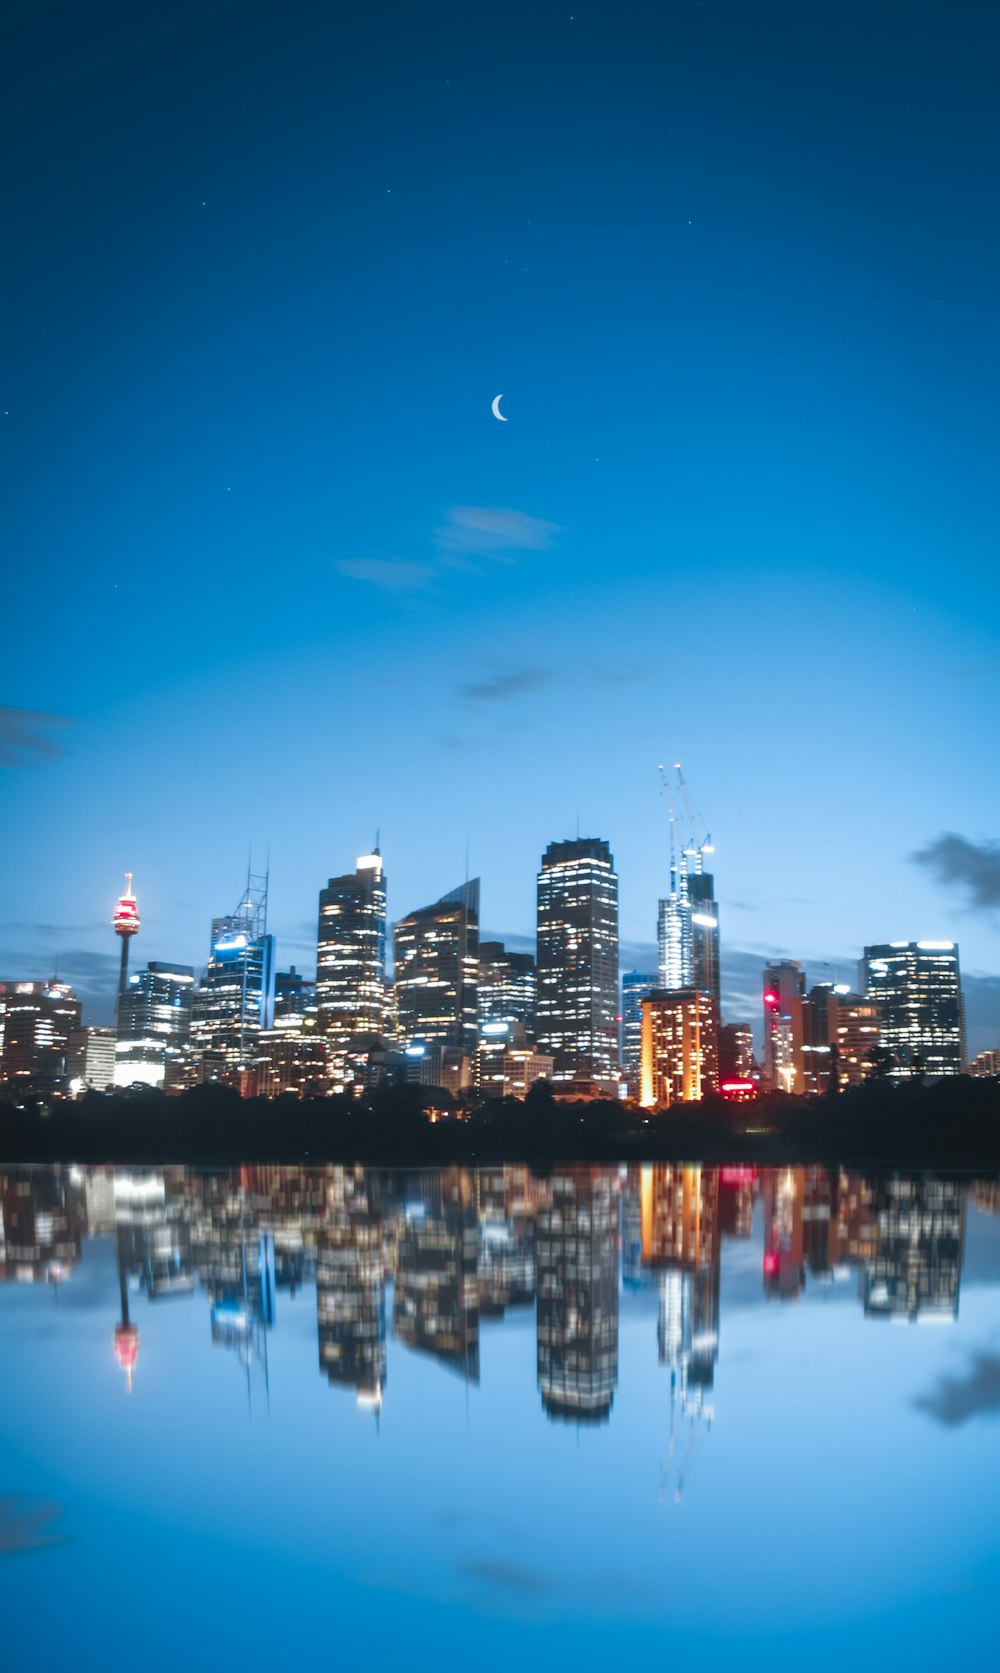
[190,874,276,1084]
[115,961,195,1087]
[316,852,387,1052]
[393,880,479,1053]
[536,838,619,1085]
[862,941,964,1077]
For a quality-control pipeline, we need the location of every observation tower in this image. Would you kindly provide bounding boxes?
[113,872,140,1008]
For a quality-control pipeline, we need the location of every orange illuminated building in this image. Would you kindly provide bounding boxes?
[640,988,718,1107]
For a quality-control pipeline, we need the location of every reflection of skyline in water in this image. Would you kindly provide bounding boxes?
[0,1162,988,1435]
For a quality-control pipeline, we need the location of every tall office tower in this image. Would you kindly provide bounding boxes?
[688,871,721,1016]
[762,960,806,1092]
[115,961,195,1088]
[657,854,689,992]
[67,1026,117,1092]
[190,868,276,1085]
[112,872,140,1008]
[536,1168,619,1424]
[478,941,536,1032]
[862,941,964,1077]
[394,879,479,1053]
[0,980,81,1092]
[536,838,619,1086]
[657,765,717,1007]
[316,852,387,1052]
[640,989,719,1106]
[621,970,656,1079]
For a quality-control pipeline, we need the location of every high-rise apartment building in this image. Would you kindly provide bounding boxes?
[640,989,719,1106]
[393,880,479,1054]
[190,871,275,1084]
[762,960,806,1093]
[536,838,619,1086]
[115,961,195,1087]
[862,941,964,1077]
[316,852,387,1052]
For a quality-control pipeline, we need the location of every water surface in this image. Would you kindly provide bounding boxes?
[1,1163,998,1667]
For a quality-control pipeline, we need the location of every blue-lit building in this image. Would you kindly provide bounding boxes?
[190,871,276,1085]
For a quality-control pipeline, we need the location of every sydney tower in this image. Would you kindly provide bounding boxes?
[113,872,140,1011]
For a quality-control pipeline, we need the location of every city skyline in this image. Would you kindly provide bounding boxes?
[2,2,998,1052]
[1,836,996,1062]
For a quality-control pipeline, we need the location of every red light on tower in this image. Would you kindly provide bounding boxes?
[113,871,140,1006]
[114,1323,139,1393]
[763,990,779,1008]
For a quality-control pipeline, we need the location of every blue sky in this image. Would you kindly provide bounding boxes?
[2,1,998,1043]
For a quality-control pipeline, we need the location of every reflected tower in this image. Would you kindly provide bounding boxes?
[536,1168,619,1424]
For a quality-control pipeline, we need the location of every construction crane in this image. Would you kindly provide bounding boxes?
[673,762,714,870]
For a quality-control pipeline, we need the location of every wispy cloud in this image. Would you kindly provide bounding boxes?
[914,1353,1000,1428]
[912,833,1000,909]
[333,558,435,594]
[458,668,554,704]
[336,506,560,595]
[0,707,71,767]
[434,506,559,559]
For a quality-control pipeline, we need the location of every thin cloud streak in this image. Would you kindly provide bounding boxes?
[0,707,71,767]
[458,669,554,704]
[434,506,559,557]
[337,507,560,594]
[333,558,436,594]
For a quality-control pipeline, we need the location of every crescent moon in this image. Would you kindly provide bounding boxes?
[491,393,507,422]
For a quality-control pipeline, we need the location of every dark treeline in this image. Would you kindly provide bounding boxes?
[1,1077,1000,1167]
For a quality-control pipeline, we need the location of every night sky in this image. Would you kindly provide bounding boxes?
[2,1,998,1043]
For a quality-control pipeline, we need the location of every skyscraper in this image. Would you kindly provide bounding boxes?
[317,851,387,1056]
[862,941,964,1077]
[536,838,619,1086]
[688,870,721,1018]
[190,868,276,1084]
[393,880,479,1054]
[116,960,195,1087]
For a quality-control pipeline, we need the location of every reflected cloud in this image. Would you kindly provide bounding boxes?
[0,1497,64,1556]
[0,707,71,767]
[914,1353,1000,1428]
[459,1558,554,1595]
